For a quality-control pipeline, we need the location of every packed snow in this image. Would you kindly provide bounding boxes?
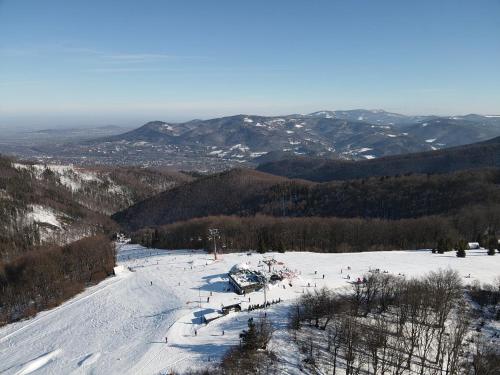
[1,244,499,374]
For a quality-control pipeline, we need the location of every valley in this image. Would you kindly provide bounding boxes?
[3,110,500,172]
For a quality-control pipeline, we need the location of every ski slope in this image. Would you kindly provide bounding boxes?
[1,245,499,374]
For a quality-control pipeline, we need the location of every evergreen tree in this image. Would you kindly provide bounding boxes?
[257,236,266,254]
[241,318,258,351]
[456,239,467,258]
[437,238,452,254]
[276,239,285,253]
[456,247,466,258]
[487,235,497,256]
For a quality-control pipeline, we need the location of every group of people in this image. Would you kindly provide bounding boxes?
[247,298,281,312]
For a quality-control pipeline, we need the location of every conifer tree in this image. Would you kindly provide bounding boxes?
[456,239,467,258]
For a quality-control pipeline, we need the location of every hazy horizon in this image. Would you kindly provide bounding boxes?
[1,0,499,128]
[2,107,500,131]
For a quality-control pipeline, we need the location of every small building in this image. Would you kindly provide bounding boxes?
[468,242,480,250]
[222,303,242,315]
[203,311,223,324]
[270,274,283,282]
[228,263,265,295]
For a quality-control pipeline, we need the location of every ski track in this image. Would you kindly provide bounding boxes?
[1,245,499,374]
[0,275,126,345]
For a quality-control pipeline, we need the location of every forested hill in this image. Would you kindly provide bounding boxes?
[256,136,500,182]
[0,156,191,261]
[113,167,500,231]
[112,168,302,231]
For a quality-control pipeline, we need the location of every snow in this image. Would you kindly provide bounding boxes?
[230,262,253,273]
[386,134,397,137]
[363,155,376,159]
[357,147,372,153]
[229,144,249,152]
[12,162,103,192]
[26,204,62,228]
[426,138,437,143]
[208,150,224,156]
[243,117,253,123]
[286,130,294,134]
[1,244,498,374]
[16,349,62,375]
[249,152,267,158]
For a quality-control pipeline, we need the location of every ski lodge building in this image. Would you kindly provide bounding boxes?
[227,263,265,295]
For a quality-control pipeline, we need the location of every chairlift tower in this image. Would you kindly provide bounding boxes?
[208,228,220,260]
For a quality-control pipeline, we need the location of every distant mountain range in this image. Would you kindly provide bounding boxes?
[257,136,500,182]
[17,110,500,171]
[112,134,500,231]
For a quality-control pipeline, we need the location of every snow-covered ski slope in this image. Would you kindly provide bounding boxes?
[1,244,499,374]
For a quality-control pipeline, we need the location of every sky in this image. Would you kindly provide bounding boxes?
[0,0,499,128]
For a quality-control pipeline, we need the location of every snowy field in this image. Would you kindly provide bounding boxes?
[1,245,499,374]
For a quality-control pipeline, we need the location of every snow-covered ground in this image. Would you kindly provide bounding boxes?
[1,245,499,375]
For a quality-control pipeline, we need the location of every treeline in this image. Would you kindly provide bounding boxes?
[181,271,500,374]
[131,203,500,252]
[267,169,500,220]
[0,235,115,325]
[257,135,500,182]
[289,270,500,375]
[114,167,500,231]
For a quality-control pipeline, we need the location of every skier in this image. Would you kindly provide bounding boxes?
[150,281,152,286]
[322,274,325,279]
[195,329,197,336]
[222,330,225,336]
[165,337,168,343]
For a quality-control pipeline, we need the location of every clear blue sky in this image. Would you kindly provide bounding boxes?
[1,0,499,127]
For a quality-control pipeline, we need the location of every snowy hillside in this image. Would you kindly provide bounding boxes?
[1,244,498,374]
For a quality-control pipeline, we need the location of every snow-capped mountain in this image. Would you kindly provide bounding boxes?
[28,110,500,171]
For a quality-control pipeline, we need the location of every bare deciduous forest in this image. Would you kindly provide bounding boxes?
[179,271,500,375]
[0,235,115,325]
